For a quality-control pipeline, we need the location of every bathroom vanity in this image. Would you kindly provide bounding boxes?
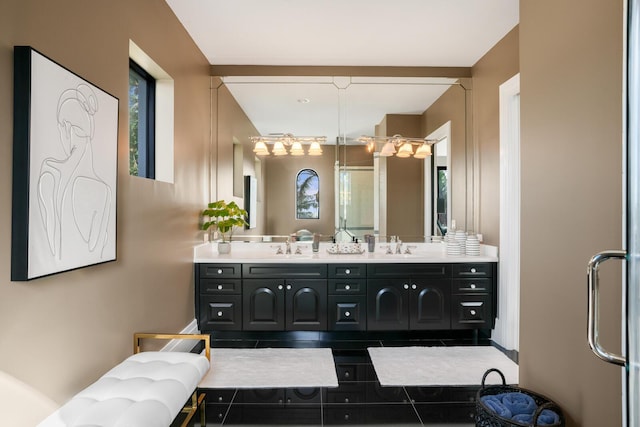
[193,242,498,334]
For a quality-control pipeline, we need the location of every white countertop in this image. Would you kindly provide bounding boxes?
[194,242,498,264]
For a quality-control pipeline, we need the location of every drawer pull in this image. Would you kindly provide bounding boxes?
[345,269,351,275]
[286,284,292,290]
[217,311,223,317]
[217,269,223,274]
[470,310,477,316]
[344,398,350,403]
[278,284,284,290]
[345,311,351,317]
[403,284,409,290]
[470,284,476,289]
[411,284,417,290]
[470,268,477,273]
[344,285,351,290]
[344,372,350,378]
[217,284,223,290]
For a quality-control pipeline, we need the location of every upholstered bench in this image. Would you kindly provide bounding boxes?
[37,333,210,427]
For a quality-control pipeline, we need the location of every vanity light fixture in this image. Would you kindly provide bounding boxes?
[251,133,326,156]
[358,134,435,158]
[413,142,432,159]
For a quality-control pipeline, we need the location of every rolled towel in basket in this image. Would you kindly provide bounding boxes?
[502,392,537,416]
[511,409,560,425]
[480,395,512,419]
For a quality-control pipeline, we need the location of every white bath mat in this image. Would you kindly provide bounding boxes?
[199,347,338,389]
[368,346,518,386]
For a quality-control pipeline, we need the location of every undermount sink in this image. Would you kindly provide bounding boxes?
[377,252,427,259]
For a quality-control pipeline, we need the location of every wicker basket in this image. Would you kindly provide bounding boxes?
[475,368,565,427]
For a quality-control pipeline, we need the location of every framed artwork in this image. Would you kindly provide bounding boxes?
[296,168,319,219]
[11,46,119,281]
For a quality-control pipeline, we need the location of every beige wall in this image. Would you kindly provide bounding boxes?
[382,114,425,238]
[264,146,336,236]
[472,26,520,245]
[519,0,624,426]
[0,0,211,407]
[423,84,469,231]
[214,84,266,236]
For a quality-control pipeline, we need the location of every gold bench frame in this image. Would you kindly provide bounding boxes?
[133,333,211,427]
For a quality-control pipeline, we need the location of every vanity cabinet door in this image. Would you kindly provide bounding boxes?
[451,294,492,329]
[285,279,327,330]
[366,279,409,330]
[242,279,285,331]
[329,295,367,331]
[199,295,242,331]
[409,279,451,330]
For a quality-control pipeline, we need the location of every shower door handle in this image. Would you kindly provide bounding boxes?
[587,250,626,366]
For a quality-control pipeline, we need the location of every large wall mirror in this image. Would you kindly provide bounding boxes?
[212,74,472,242]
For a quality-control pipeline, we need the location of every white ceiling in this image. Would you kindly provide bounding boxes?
[165,0,519,141]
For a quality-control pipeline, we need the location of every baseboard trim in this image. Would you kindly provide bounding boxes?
[160,319,201,353]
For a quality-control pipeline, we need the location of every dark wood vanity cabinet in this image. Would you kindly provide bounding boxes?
[242,264,327,331]
[366,264,452,330]
[195,261,496,333]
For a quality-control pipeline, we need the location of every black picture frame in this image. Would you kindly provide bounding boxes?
[11,46,119,281]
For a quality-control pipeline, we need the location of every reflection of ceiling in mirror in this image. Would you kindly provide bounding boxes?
[222,76,460,144]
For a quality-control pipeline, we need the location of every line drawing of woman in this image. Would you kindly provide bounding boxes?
[37,83,112,261]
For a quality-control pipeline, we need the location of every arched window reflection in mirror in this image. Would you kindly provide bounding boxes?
[296,169,319,219]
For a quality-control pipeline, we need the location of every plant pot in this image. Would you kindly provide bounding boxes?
[217,242,231,254]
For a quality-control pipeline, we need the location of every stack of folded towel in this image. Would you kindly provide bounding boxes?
[480,392,560,425]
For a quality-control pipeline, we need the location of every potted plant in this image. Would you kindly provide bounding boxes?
[201,200,248,254]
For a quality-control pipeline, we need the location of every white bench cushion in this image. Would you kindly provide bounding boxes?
[38,351,210,427]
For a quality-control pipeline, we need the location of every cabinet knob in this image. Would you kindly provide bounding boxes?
[217,311,223,317]
[470,268,477,273]
[344,285,351,290]
[344,398,350,403]
[403,284,409,290]
[470,284,476,289]
[217,284,223,290]
[470,310,477,316]
[344,372,350,378]
[218,396,223,402]
[345,311,351,317]
[411,284,417,290]
[217,269,223,274]
[278,284,284,290]
[345,269,351,275]
[286,284,292,290]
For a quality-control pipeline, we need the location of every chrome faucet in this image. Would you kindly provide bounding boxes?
[395,240,403,254]
[285,238,292,254]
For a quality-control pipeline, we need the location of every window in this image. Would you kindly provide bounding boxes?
[296,169,319,219]
[128,59,155,178]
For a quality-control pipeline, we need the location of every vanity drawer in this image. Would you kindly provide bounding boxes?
[242,263,327,278]
[199,263,241,278]
[200,279,241,295]
[452,263,494,278]
[329,264,366,279]
[452,278,492,293]
[451,294,492,329]
[329,279,366,294]
[367,263,450,278]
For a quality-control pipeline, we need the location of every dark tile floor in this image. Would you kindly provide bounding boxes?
[182,331,512,426]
